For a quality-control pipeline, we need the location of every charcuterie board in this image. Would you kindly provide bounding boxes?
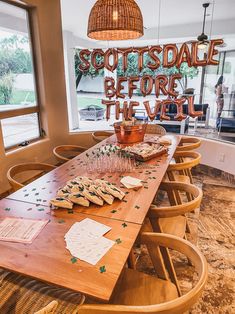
[121,141,168,162]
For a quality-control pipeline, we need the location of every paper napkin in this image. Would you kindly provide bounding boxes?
[159,136,172,145]
[120,176,143,189]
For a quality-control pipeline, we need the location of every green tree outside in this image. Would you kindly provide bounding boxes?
[74,49,104,89]
[0,35,33,105]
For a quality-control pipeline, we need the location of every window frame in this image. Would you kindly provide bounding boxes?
[0,0,43,150]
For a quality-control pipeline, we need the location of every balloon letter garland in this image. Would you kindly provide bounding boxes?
[78,39,223,121]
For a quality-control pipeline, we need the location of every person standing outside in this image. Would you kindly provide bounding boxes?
[215,75,224,127]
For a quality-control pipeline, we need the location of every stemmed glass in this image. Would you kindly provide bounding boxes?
[85,144,136,174]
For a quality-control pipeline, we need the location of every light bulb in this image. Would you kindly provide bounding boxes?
[113,11,118,21]
[198,42,208,50]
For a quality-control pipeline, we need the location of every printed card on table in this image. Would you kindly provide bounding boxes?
[65,218,114,265]
[0,217,49,244]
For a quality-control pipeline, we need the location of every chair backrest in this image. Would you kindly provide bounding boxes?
[176,137,201,152]
[76,233,208,314]
[146,124,167,135]
[149,182,202,218]
[7,162,56,191]
[168,151,201,172]
[53,145,86,162]
[92,131,113,143]
[34,301,58,314]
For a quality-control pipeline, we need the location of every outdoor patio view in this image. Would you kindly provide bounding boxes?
[0,1,40,149]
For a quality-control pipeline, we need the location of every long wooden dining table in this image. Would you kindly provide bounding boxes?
[0,134,181,302]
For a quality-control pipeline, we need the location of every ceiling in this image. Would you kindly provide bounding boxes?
[1,0,235,48]
[60,0,235,45]
[0,2,26,18]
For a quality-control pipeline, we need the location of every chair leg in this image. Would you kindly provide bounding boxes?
[186,219,192,234]
[127,248,137,270]
[184,234,193,266]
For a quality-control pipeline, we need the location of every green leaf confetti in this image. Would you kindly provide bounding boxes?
[58,219,65,224]
[99,265,106,273]
[71,257,78,264]
[115,238,122,244]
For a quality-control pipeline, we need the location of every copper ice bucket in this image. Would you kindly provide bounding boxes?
[114,121,148,144]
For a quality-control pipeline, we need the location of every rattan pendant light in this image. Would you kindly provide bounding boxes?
[87,0,144,40]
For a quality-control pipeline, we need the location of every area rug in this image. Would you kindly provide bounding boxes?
[136,168,235,314]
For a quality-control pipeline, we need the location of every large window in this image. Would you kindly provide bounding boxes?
[62,0,235,144]
[0,1,41,149]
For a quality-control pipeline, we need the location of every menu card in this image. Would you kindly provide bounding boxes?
[65,218,114,265]
[0,217,49,244]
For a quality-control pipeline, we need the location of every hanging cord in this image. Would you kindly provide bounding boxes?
[157,0,161,44]
[106,40,110,76]
[201,0,215,133]
[203,0,215,103]
[209,0,215,40]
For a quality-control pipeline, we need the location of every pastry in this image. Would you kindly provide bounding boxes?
[105,184,125,200]
[89,185,114,205]
[57,187,71,197]
[68,193,90,207]
[82,189,104,206]
[75,176,93,187]
[50,197,73,209]
[95,179,125,200]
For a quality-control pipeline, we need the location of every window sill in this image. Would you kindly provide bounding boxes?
[6,137,50,156]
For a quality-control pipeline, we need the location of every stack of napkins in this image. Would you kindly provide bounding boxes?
[65,218,114,265]
[120,176,143,189]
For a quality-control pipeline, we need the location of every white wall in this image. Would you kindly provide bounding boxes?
[197,138,235,175]
[78,76,104,93]
[14,74,35,91]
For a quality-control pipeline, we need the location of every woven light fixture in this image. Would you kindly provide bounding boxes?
[87,0,144,40]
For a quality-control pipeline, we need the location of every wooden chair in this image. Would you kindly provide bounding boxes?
[76,233,208,314]
[167,151,201,184]
[146,182,202,238]
[53,145,86,163]
[7,163,56,191]
[146,124,166,135]
[176,136,201,152]
[92,131,114,143]
[34,301,58,314]
[0,268,85,314]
